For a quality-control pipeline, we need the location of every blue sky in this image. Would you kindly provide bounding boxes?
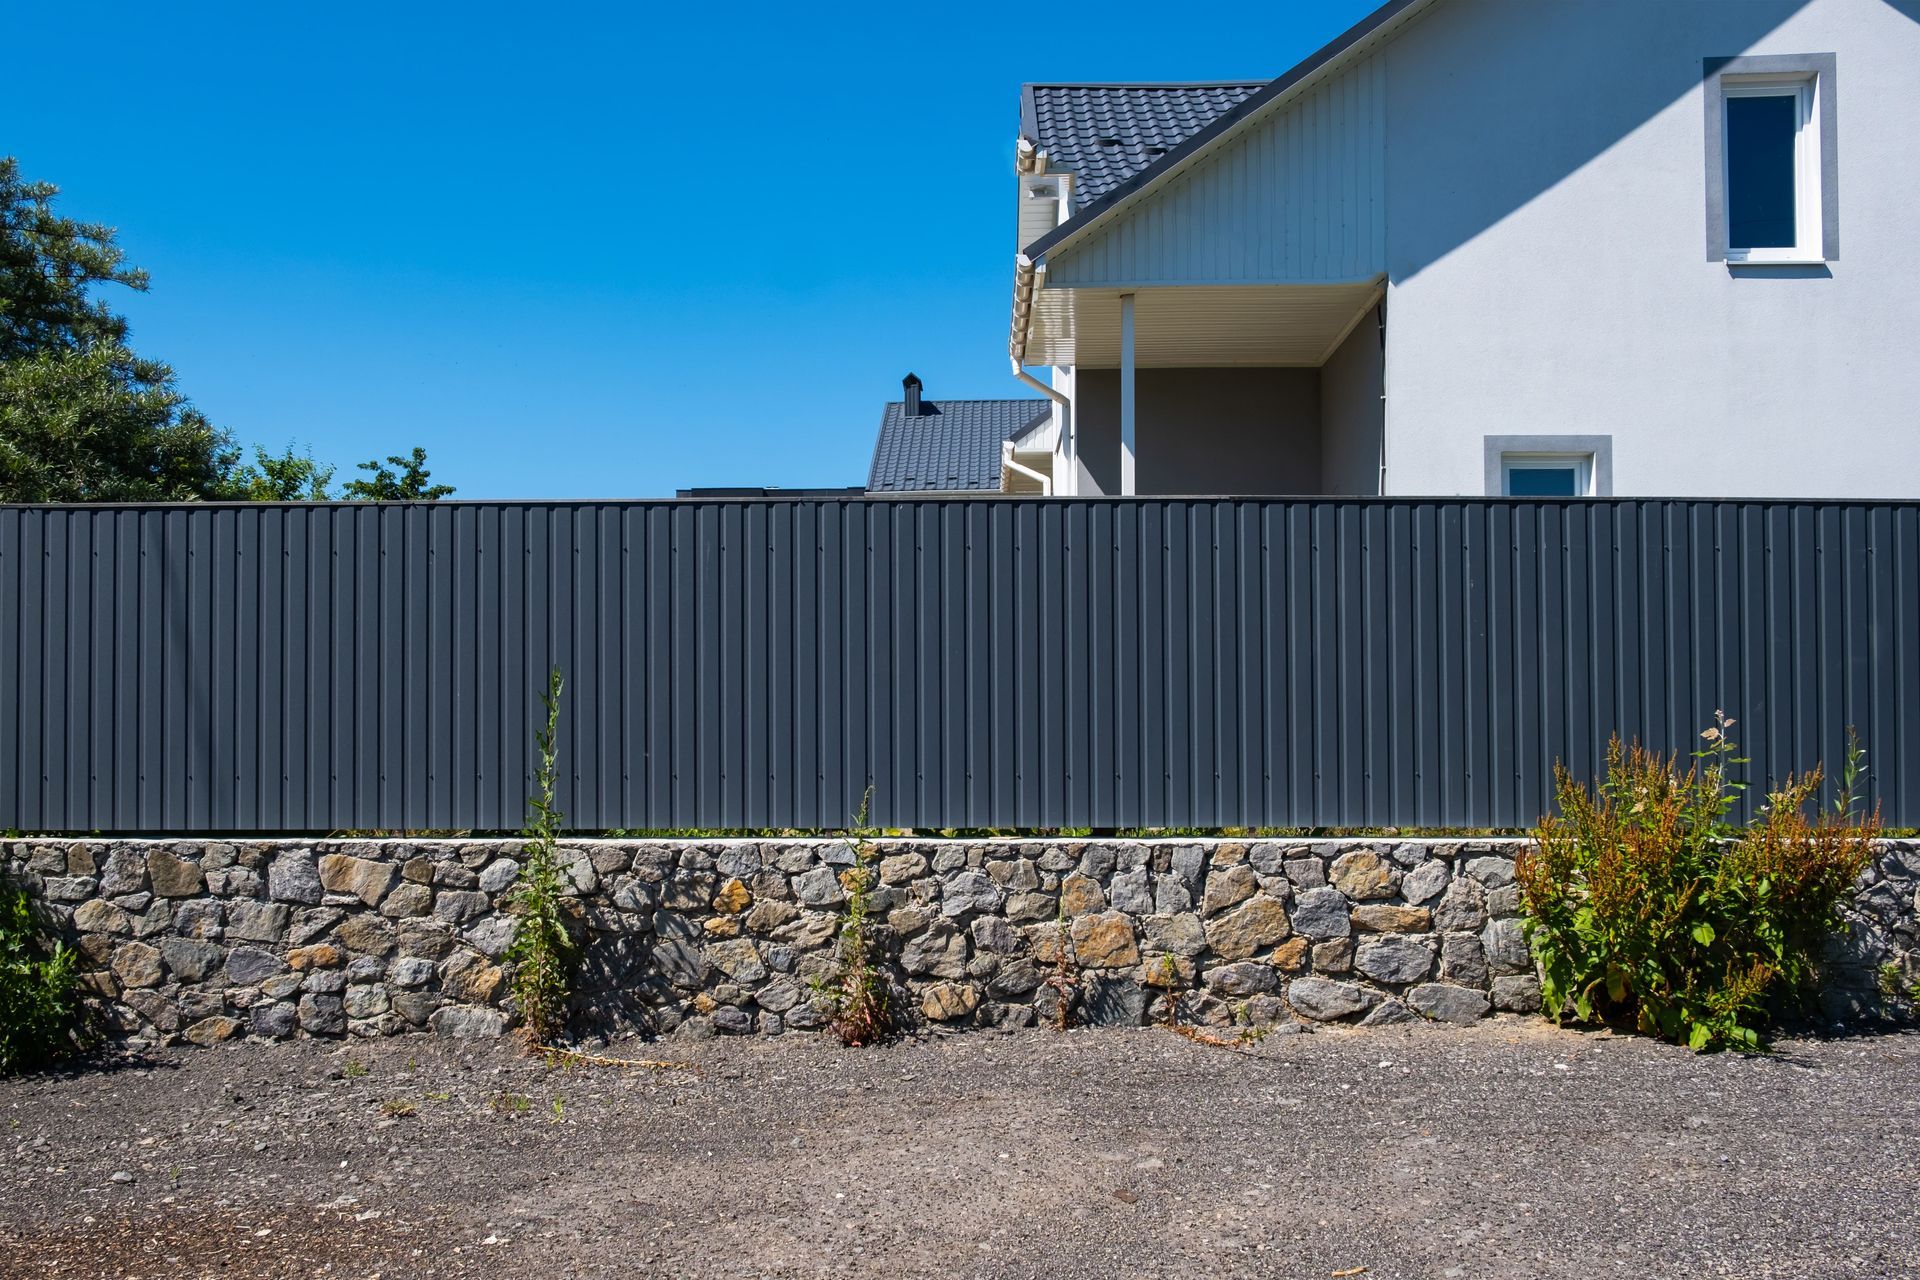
[6,1,1378,498]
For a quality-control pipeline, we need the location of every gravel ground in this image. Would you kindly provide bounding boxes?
[2,1020,1917,1280]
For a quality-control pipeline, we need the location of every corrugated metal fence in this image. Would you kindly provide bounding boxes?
[2,499,1915,833]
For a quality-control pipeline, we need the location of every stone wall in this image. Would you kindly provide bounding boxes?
[4,836,1914,1048]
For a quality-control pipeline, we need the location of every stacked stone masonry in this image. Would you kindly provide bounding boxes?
[5,837,1913,1047]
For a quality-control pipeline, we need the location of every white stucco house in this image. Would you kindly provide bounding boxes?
[867,0,1918,500]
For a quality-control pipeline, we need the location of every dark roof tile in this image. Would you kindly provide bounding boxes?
[1023,83,1265,211]
[866,398,1051,494]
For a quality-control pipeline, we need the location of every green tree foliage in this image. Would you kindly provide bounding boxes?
[342,446,455,501]
[1,156,452,504]
[224,442,338,501]
[0,157,238,502]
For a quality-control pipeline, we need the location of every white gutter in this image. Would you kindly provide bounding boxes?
[1009,355,1071,496]
[1000,441,1052,495]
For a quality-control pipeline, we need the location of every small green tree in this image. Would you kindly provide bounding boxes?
[1,877,87,1074]
[505,667,578,1045]
[222,442,337,501]
[342,446,454,501]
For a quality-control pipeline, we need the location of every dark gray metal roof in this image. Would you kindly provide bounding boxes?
[1022,83,1265,212]
[1020,0,1432,260]
[866,397,1050,494]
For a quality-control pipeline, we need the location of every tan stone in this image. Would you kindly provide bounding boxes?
[439,952,504,1003]
[335,915,396,956]
[1200,864,1259,916]
[1070,911,1140,969]
[703,916,741,938]
[146,850,204,898]
[380,883,433,918]
[111,941,165,989]
[878,853,927,885]
[402,857,435,884]
[1350,904,1432,934]
[288,944,344,970]
[920,981,980,1022]
[1203,895,1291,961]
[183,1016,242,1046]
[1270,936,1311,973]
[1329,850,1393,901]
[318,854,398,907]
[1059,873,1107,916]
[73,899,132,936]
[744,899,799,932]
[690,993,718,1014]
[712,878,752,914]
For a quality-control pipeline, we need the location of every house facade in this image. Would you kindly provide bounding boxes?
[986,0,1919,499]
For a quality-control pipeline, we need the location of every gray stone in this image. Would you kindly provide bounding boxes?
[224,947,286,986]
[712,1006,755,1035]
[1465,856,1517,889]
[99,847,148,895]
[1482,918,1532,975]
[1401,859,1452,906]
[1491,974,1544,1013]
[428,1005,506,1038]
[1080,974,1149,1027]
[1433,879,1488,933]
[297,994,346,1034]
[1109,870,1153,915]
[478,858,521,894]
[433,890,490,924]
[41,877,95,902]
[1143,912,1208,957]
[1485,885,1523,918]
[1439,934,1490,988]
[1291,887,1352,940]
[346,956,386,983]
[1153,876,1193,914]
[1286,977,1370,1021]
[466,916,516,958]
[171,899,223,939]
[250,1002,298,1039]
[267,854,324,904]
[755,980,802,1013]
[1283,856,1327,889]
[159,938,224,983]
[652,939,708,990]
[941,871,1004,917]
[970,915,1022,955]
[1408,983,1491,1024]
[225,899,290,943]
[1354,936,1435,985]
[1311,938,1354,973]
[344,986,391,1019]
[1360,998,1419,1026]
[1203,962,1276,996]
[389,957,436,988]
[902,927,969,979]
[792,866,844,907]
[989,959,1042,997]
[303,969,348,995]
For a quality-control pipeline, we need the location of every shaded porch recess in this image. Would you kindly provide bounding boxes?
[1028,282,1386,497]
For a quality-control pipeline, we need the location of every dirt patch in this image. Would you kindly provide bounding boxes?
[4,1021,1918,1279]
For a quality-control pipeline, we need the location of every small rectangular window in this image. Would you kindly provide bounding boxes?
[1502,454,1592,498]
[1721,77,1820,261]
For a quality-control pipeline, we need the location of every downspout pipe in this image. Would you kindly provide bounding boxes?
[1009,357,1071,494]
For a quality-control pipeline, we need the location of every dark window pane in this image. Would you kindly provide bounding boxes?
[1506,466,1579,497]
[1727,93,1798,249]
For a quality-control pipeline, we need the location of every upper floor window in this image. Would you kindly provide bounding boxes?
[1705,55,1838,265]
[1724,78,1818,260]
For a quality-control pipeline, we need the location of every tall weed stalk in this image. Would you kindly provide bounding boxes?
[506,667,579,1046]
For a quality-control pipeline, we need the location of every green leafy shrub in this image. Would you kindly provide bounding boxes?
[813,787,894,1046]
[1,877,86,1074]
[506,667,580,1046]
[1519,716,1879,1052]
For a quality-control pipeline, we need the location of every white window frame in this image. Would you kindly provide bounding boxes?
[1721,75,1822,264]
[1501,452,1594,498]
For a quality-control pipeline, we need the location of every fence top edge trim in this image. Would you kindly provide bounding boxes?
[7,496,1920,512]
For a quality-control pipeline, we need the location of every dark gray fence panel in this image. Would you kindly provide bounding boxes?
[1,498,1916,833]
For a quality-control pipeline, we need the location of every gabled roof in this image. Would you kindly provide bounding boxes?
[866,398,1051,494]
[1018,0,1436,262]
[1021,83,1265,212]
